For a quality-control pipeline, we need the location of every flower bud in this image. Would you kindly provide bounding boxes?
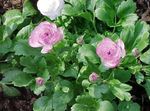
[132,48,140,57]
[89,72,99,82]
[35,77,44,86]
[76,36,84,45]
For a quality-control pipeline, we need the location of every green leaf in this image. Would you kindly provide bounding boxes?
[1,69,23,83]
[63,67,78,78]
[113,69,131,82]
[33,85,46,95]
[120,26,134,51]
[3,9,24,26]
[2,23,18,40]
[99,100,114,111]
[12,73,33,87]
[87,0,97,11]
[33,91,72,111]
[62,0,86,16]
[23,0,37,17]
[109,79,132,101]
[144,79,150,100]
[33,96,51,111]
[95,1,115,26]
[14,40,41,56]
[69,0,86,10]
[0,63,11,74]
[140,49,150,64]
[135,32,149,51]
[118,13,138,27]
[62,3,92,21]
[16,24,34,39]
[20,56,47,74]
[0,25,4,40]
[134,21,149,51]
[117,0,136,18]
[62,4,79,16]
[20,56,38,73]
[77,44,99,64]
[90,34,104,47]
[82,79,90,87]
[142,66,150,76]
[88,84,109,99]
[2,84,21,97]
[118,101,140,111]
[0,38,12,54]
[2,69,33,87]
[88,84,102,98]
[135,72,144,84]
[78,12,93,21]
[71,95,99,111]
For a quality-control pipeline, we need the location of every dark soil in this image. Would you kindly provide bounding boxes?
[0,88,36,111]
[136,0,150,23]
[0,0,24,14]
[129,76,150,111]
[0,0,150,111]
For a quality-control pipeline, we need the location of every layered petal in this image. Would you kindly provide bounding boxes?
[37,0,64,20]
[28,21,63,54]
[96,38,126,68]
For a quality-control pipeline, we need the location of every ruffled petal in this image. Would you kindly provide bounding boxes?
[28,35,42,47]
[41,45,52,54]
[117,39,126,58]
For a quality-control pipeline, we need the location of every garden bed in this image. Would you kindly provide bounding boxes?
[0,0,150,111]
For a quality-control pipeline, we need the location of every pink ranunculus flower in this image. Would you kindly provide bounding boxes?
[96,38,126,68]
[29,21,63,54]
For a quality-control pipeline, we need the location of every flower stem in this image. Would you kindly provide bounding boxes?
[92,13,97,33]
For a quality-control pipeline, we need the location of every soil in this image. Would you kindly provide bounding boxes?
[136,0,150,23]
[0,0,150,111]
[0,88,36,111]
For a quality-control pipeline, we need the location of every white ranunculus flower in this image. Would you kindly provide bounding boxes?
[37,0,64,20]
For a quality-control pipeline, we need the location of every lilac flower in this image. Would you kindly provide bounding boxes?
[96,38,126,68]
[29,21,63,54]
[37,0,64,20]
[89,72,99,82]
[36,77,44,86]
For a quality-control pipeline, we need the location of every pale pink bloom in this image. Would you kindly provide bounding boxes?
[36,77,44,86]
[89,72,99,82]
[96,38,126,68]
[29,21,63,54]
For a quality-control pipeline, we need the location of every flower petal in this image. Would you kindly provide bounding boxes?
[41,45,52,54]
[28,35,42,47]
[117,39,126,58]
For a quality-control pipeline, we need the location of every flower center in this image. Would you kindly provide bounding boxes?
[107,51,111,55]
[44,33,49,36]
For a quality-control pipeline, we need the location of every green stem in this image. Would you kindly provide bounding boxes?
[92,13,97,33]
[113,15,117,33]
